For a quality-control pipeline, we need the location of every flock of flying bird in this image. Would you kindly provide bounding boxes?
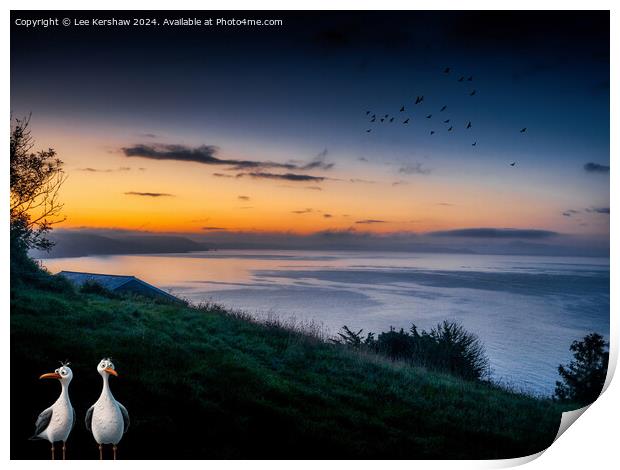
[364,66,528,167]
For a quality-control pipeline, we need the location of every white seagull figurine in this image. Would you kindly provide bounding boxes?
[30,364,75,460]
[85,358,129,460]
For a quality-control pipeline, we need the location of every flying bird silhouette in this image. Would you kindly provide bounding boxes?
[443,67,451,74]
[467,76,473,81]
[366,129,372,133]
[400,106,405,112]
[426,114,432,119]
[384,114,389,118]
[440,105,447,111]
[520,127,527,133]
[403,118,410,124]
[472,142,477,146]
[443,119,450,123]
[415,96,424,104]
[370,117,376,122]
[458,76,464,82]
[466,121,472,129]
[510,162,516,166]
[380,118,384,122]
[430,130,435,135]
[448,126,453,131]
[389,117,394,122]
[469,90,476,96]
[366,111,370,115]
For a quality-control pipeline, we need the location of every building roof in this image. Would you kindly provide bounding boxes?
[58,271,180,302]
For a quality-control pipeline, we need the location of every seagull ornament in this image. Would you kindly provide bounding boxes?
[31,364,75,460]
[86,359,129,460]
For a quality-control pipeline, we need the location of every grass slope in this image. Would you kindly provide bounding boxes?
[11,282,566,459]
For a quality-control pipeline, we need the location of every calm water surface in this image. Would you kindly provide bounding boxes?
[42,250,610,395]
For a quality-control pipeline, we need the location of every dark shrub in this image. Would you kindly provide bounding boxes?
[334,320,489,381]
[555,332,608,406]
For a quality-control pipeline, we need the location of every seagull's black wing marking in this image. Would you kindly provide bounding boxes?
[85,405,94,433]
[30,408,53,440]
[119,403,130,434]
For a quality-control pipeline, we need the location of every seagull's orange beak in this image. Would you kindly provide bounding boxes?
[39,372,61,380]
[104,368,118,376]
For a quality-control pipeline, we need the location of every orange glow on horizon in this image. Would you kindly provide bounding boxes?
[25,123,607,237]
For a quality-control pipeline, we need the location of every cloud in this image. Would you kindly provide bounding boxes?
[124,191,174,197]
[305,186,323,191]
[238,195,251,201]
[138,133,158,138]
[239,171,326,182]
[392,180,409,186]
[358,157,369,162]
[123,143,334,172]
[291,208,313,214]
[349,178,376,184]
[399,163,431,175]
[584,162,610,173]
[437,202,455,206]
[286,148,334,171]
[429,228,558,239]
[323,213,333,218]
[123,144,222,164]
[202,226,227,231]
[562,209,580,217]
[355,219,387,224]
[586,207,610,214]
[213,172,234,178]
[77,167,132,173]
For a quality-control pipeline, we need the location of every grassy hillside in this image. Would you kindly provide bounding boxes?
[11,278,567,459]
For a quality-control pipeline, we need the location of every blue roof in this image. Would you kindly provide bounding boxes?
[58,271,179,301]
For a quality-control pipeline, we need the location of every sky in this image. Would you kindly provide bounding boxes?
[11,11,610,254]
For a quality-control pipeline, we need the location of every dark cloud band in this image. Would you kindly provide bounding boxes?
[429,228,558,239]
[122,143,333,172]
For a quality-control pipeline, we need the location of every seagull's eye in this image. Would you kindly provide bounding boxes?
[60,369,67,376]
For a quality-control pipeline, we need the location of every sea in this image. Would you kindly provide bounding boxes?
[41,250,610,396]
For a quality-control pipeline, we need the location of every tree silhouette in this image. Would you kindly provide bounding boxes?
[10,115,66,251]
[555,332,608,406]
